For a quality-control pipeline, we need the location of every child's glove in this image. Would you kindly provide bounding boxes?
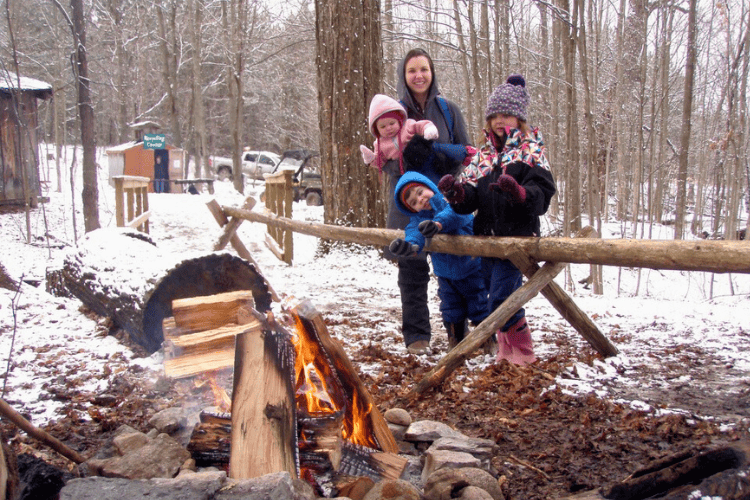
[437,174,465,204]
[423,123,439,140]
[389,238,419,257]
[490,174,526,203]
[418,220,441,238]
[360,145,377,165]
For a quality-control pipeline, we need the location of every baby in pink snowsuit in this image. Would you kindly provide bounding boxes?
[360,94,439,175]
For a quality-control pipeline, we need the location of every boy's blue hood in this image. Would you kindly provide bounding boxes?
[394,171,442,216]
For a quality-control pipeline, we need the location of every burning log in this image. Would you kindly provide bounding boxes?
[186,409,232,468]
[230,320,298,480]
[47,228,273,353]
[290,300,399,455]
[173,291,406,490]
[298,409,344,473]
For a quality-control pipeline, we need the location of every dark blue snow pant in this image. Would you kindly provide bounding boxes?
[482,257,525,331]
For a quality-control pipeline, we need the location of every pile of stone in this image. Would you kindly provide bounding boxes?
[54,406,505,500]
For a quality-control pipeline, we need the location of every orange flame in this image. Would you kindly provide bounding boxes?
[290,313,378,449]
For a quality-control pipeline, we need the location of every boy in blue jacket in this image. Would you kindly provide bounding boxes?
[389,171,490,355]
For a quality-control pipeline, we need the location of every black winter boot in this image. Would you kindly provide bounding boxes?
[444,320,468,351]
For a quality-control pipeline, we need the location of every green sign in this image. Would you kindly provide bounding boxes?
[143,134,166,150]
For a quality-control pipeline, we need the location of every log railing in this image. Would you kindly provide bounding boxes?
[220,206,750,275]
[262,170,294,264]
[114,175,151,234]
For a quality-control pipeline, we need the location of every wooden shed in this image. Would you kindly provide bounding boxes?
[0,72,53,205]
[106,141,185,193]
[106,121,186,193]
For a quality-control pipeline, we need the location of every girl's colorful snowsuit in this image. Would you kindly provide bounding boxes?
[452,127,556,363]
[394,172,489,344]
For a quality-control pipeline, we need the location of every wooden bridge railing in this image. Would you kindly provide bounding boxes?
[113,175,151,234]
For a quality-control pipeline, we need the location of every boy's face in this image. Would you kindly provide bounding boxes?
[489,113,520,136]
[405,185,434,212]
[376,117,401,139]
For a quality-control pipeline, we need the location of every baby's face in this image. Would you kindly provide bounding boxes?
[376,117,400,139]
[406,185,434,212]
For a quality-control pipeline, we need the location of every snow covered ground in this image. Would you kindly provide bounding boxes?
[1,145,749,430]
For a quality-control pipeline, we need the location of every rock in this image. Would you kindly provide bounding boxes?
[388,422,407,441]
[458,485,495,500]
[360,479,421,500]
[215,471,316,500]
[428,436,497,468]
[384,408,412,426]
[113,430,149,455]
[91,393,118,407]
[423,467,504,500]
[86,433,191,479]
[404,420,463,443]
[149,407,187,435]
[60,470,226,500]
[421,449,481,484]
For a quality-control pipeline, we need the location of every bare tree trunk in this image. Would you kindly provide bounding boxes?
[453,0,475,133]
[223,0,246,194]
[629,0,648,239]
[674,0,697,240]
[315,0,385,227]
[480,0,492,92]
[189,0,209,179]
[71,0,100,233]
[157,1,183,148]
[562,0,581,234]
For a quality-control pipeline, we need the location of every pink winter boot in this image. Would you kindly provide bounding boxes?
[496,317,536,365]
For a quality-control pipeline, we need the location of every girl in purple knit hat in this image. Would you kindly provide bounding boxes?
[438,74,556,365]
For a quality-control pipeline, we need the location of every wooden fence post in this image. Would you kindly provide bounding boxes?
[114,175,151,233]
[262,170,294,264]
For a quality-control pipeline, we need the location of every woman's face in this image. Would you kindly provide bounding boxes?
[405,56,432,99]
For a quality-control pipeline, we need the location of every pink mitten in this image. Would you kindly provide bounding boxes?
[423,123,439,140]
[360,144,377,165]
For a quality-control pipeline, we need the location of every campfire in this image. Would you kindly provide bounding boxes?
[162,292,405,496]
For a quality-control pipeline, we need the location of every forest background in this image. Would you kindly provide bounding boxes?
[1,0,748,249]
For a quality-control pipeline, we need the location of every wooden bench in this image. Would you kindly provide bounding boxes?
[172,178,215,194]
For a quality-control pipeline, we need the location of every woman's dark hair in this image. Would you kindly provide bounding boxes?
[402,48,436,82]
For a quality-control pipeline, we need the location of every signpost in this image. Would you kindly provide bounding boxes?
[143,134,166,150]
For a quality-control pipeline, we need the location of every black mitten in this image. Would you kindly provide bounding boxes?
[389,238,419,257]
[403,135,435,173]
[418,220,441,238]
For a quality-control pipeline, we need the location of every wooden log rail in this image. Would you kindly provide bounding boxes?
[220,206,750,274]
[263,170,294,264]
[114,175,151,234]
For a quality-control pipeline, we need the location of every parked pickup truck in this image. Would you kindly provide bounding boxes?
[209,150,281,181]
